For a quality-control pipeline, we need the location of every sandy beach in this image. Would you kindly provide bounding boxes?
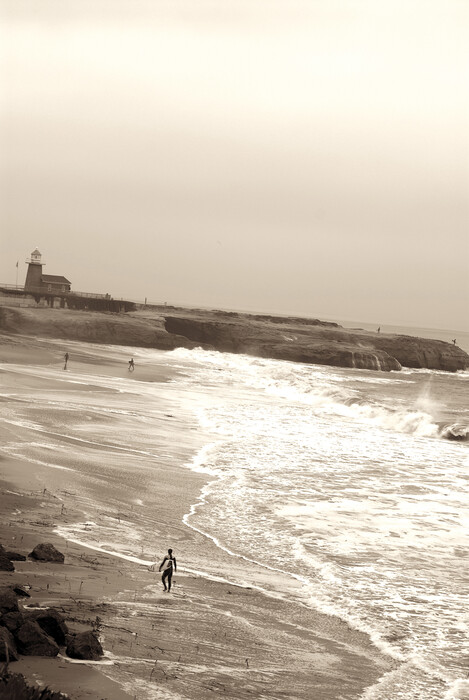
[0,334,396,699]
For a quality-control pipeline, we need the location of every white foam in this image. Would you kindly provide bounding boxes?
[4,339,467,700]
[52,529,156,566]
[443,679,469,700]
[57,653,114,666]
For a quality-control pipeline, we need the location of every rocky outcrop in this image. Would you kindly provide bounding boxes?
[163,316,402,371]
[1,305,467,373]
[372,334,468,372]
[0,545,15,572]
[0,672,68,700]
[163,316,469,373]
[5,551,26,562]
[27,610,68,646]
[0,588,19,615]
[28,543,64,563]
[0,544,27,571]
[1,611,25,633]
[0,307,199,350]
[0,588,80,671]
[15,620,59,657]
[66,630,103,660]
[11,584,30,598]
[0,552,14,571]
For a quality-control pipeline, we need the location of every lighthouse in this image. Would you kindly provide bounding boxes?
[24,248,71,294]
[24,248,44,292]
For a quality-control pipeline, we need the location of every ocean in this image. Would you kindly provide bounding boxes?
[1,328,468,700]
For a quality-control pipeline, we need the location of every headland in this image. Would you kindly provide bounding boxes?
[1,305,468,372]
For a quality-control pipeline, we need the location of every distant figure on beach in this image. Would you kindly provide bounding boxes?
[64,352,69,370]
[158,548,177,592]
[377,327,381,333]
[128,358,135,371]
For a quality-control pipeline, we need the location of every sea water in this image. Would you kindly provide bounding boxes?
[0,334,468,700]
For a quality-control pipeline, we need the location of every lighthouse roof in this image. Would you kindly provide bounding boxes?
[32,248,41,255]
[42,274,71,284]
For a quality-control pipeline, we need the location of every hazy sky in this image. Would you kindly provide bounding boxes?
[1,0,468,330]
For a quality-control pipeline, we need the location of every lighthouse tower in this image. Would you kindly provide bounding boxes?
[24,248,44,292]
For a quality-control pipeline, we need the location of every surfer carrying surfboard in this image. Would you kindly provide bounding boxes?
[158,548,177,592]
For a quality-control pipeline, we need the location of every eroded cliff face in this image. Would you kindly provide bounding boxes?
[163,316,402,371]
[164,316,469,373]
[1,306,467,373]
[372,335,468,372]
[0,307,197,351]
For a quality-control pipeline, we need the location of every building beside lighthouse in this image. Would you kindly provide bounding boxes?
[0,248,135,312]
[24,248,71,294]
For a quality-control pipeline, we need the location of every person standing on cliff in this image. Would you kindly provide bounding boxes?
[158,548,177,592]
[64,352,69,370]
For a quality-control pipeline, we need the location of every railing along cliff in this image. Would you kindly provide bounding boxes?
[0,284,109,299]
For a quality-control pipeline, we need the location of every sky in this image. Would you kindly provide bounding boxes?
[1,0,468,331]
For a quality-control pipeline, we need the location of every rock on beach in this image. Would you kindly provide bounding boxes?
[28,543,65,563]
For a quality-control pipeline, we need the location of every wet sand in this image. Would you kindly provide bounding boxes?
[0,335,396,699]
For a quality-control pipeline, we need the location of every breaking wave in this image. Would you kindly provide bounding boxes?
[440,423,469,442]
[170,347,464,442]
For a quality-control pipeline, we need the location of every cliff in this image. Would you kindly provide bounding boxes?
[0,307,196,351]
[164,315,468,372]
[163,315,401,371]
[1,306,468,373]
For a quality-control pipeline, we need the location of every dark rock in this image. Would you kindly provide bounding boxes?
[6,551,27,561]
[0,544,25,564]
[0,544,15,570]
[373,334,469,372]
[0,588,19,614]
[0,671,68,699]
[1,611,25,633]
[0,552,15,571]
[28,543,64,563]
[15,620,59,657]
[0,626,18,662]
[66,630,103,660]
[27,610,68,646]
[11,584,30,597]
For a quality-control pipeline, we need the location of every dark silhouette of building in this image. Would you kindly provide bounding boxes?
[24,248,71,294]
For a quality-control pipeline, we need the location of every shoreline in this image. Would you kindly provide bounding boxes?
[0,336,397,699]
[0,458,396,700]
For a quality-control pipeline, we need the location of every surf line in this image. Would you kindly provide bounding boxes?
[181,446,410,666]
[51,530,282,597]
[181,449,313,588]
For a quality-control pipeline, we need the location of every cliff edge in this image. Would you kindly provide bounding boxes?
[163,314,468,372]
[1,306,467,373]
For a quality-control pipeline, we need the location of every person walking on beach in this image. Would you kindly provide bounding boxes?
[128,358,135,371]
[64,352,69,370]
[158,548,177,592]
